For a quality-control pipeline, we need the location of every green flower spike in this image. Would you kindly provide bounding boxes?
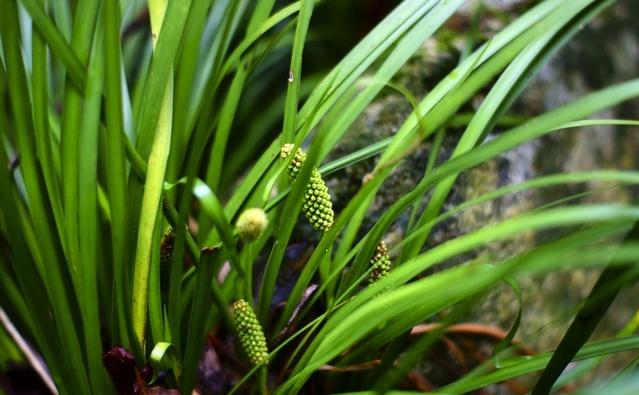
[159,229,175,293]
[232,299,269,366]
[280,143,307,181]
[235,208,268,243]
[369,240,392,283]
[280,144,334,231]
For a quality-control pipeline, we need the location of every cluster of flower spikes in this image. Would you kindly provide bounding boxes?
[280,144,334,231]
[369,240,392,283]
[159,229,176,293]
[232,299,269,366]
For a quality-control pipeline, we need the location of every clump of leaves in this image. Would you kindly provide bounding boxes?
[1,0,639,394]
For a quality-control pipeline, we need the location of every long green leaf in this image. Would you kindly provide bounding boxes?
[0,3,90,392]
[18,0,85,89]
[131,0,178,345]
[103,0,133,348]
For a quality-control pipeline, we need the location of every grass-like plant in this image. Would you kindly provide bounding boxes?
[1,0,639,394]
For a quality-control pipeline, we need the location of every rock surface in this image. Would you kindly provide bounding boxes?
[324,0,639,389]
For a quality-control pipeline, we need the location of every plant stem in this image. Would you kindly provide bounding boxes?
[131,0,174,345]
[259,365,268,395]
[244,244,254,304]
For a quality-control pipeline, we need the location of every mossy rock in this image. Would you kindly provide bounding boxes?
[325,1,639,386]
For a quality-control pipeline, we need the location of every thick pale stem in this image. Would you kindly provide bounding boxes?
[131,0,173,345]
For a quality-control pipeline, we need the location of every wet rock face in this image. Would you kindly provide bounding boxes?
[460,0,530,12]
[325,0,639,379]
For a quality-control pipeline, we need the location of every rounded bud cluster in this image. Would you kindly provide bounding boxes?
[232,299,269,366]
[304,169,334,231]
[160,230,176,292]
[369,241,392,283]
[280,143,307,181]
[280,144,334,231]
[235,208,268,242]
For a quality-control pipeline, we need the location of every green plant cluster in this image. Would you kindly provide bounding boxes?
[1,0,639,394]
